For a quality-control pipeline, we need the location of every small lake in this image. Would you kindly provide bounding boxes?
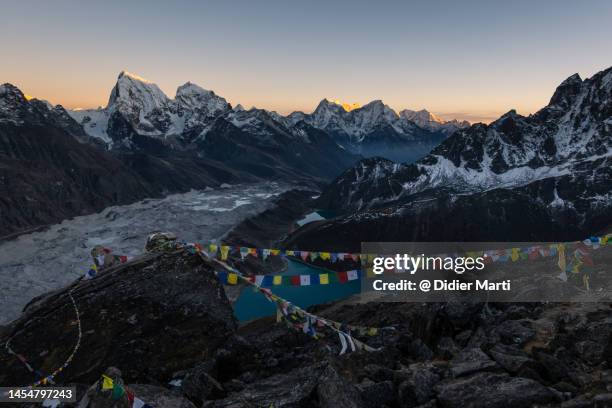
[233,259,360,321]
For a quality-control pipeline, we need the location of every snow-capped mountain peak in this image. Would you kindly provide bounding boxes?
[399,108,470,134]
[399,109,443,124]
[108,71,171,111]
[175,82,229,114]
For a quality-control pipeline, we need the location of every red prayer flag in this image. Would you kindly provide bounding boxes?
[338,271,348,283]
[290,275,300,286]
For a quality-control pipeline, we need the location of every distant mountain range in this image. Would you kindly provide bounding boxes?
[284,66,612,250]
[68,71,467,163]
[285,99,468,162]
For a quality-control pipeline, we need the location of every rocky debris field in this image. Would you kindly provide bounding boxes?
[1,246,611,407]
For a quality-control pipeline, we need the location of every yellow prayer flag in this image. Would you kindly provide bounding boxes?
[511,248,520,262]
[286,250,295,256]
[209,244,218,254]
[270,249,280,256]
[228,273,238,285]
[220,246,230,260]
[319,273,329,284]
[557,244,566,272]
[320,252,330,260]
[102,375,114,390]
[273,275,283,285]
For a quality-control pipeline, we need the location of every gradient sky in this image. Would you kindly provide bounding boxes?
[1,0,611,123]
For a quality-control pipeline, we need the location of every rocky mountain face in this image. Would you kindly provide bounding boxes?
[0,84,155,236]
[286,99,468,163]
[69,72,360,180]
[286,66,612,249]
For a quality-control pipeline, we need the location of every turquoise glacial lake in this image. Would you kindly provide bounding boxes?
[233,258,360,322]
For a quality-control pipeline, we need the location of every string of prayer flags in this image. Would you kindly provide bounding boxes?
[201,233,610,269]
[5,283,83,388]
[206,256,383,355]
[215,270,362,287]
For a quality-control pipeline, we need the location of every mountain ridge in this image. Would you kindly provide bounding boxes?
[284,66,612,249]
[66,72,467,163]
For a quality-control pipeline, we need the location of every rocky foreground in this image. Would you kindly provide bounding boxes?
[0,248,611,408]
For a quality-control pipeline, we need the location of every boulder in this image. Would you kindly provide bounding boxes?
[488,344,534,374]
[435,372,560,408]
[203,364,324,407]
[0,249,236,386]
[449,348,498,378]
[397,363,440,408]
[317,365,366,408]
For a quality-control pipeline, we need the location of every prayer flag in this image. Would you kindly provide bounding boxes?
[228,273,238,285]
[300,275,311,286]
[319,273,329,284]
[347,270,359,281]
[220,246,230,260]
[102,375,114,390]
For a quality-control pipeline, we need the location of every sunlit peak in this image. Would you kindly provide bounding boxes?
[331,99,361,112]
[120,71,154,84]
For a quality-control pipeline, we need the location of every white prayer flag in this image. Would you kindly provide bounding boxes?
[132,398,146,408]
[300,275,311,286]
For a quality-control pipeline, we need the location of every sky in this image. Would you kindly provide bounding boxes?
[1,0,611,123]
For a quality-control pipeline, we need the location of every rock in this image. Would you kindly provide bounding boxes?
[0,249,236,385]
[593,393,612,407]
[181,360,224,405]
[454,330,472,347]
[436,337,460,359]
[493,319,536,346]
[126,385,197,408]
[203,364,323,408]
[358,379,394,408]
[449,348,498,378]
[533,350,571,383]
[561,395,596,408]
[435,372,560,408]
[317,365,366,408]
[363,364,395,382]
[405,338,434,361]
[398,364,440,408]
[488,344,533,374]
